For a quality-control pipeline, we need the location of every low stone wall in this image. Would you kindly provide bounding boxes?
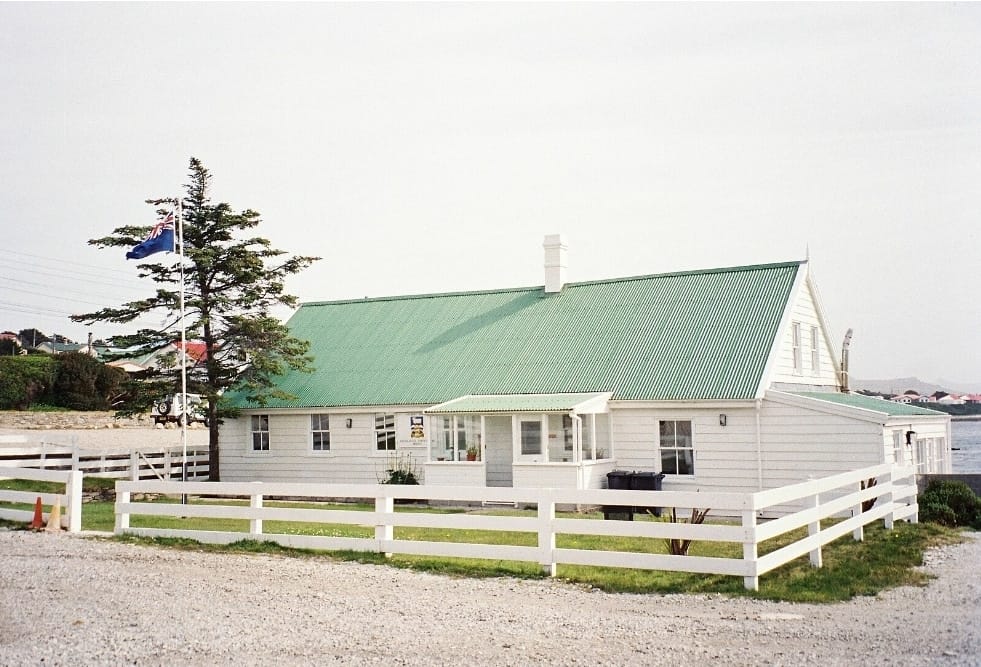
[0,411,152,430]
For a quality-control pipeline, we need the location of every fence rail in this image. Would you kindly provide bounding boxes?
[0,466,82,531]
[0,438,209,481]
[114,463,918,590]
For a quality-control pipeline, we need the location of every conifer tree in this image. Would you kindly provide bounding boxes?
[74,158,318,480]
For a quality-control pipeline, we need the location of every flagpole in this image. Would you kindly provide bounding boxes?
[141,197,189,502]
[177,197,187,496]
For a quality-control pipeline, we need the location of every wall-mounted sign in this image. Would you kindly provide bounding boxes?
[409,415,425,439]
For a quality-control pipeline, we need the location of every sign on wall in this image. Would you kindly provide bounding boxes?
[410,415,425,440]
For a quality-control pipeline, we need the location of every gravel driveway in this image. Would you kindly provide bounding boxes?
[0,529,977,666]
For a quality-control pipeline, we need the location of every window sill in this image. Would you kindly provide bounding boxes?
[427,460,483,465]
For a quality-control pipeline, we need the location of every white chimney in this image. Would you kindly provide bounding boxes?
[543,234,567,293]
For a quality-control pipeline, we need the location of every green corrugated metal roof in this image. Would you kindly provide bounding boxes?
[234,261,801,408]
[794,392,947,417]
[426,392,610,414]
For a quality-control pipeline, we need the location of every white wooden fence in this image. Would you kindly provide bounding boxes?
[0,436,208,481]
[0,466,82,532]
[115,463,917,590]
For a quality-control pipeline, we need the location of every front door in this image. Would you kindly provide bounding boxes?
[484,415,513,487]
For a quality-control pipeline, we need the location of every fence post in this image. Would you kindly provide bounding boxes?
[115,485,130,533]
[71,437,80,472]
[250,487,263,536]
[65,470,83,532]
[130,450,139,481]
[742,510,759,591]
[852,481,864,542]
[883,468,895,531]
[164,449,172,480]
[539,491,556,577]
[375,492,394,557]
[39,440,47,470]
[808,492,822,568]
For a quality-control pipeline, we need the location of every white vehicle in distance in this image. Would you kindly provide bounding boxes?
[153,393,208,426]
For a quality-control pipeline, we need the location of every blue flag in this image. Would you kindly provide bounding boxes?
[126,212,176,260]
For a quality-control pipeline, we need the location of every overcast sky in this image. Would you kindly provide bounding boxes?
[1,3,979,387]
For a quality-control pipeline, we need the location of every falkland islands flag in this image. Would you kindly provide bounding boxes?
[126,212,175,260]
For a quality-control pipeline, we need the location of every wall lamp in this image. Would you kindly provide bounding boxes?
[719,414,727,427]
[905,430,916,446]
[346,418,353,429]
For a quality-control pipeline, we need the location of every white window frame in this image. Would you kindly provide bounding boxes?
[311,414,331,452]
[514,415,546,462]
[891,429,904,465]
[791,322,803,374]
[374,413,396,452]
[659,419,694,476]
[431,415,481,462]
[810,325,820,375]
[251,414,270,452]
[915,437,928,474]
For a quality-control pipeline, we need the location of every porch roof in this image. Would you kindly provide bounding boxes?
[425,392,612,414]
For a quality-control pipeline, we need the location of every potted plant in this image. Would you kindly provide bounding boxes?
[466,445,479,461]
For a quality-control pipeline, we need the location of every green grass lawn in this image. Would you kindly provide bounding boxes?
[1,480,962,602]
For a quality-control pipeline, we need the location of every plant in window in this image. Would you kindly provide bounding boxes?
[466,445,479,461]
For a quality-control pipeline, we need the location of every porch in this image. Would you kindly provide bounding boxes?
[421,392,615,490]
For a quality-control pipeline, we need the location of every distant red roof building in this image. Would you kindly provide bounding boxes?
[176,341,208,364]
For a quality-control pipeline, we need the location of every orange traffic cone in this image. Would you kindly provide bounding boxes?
[30,497,44,530]
[45,500,62,532]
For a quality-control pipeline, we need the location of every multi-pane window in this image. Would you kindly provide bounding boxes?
[311,414,330,451]
[892,430,904,465]
[251,415,269,451]
[375,413,396,451]
[791,322,803,374]
[659,420,694,475]
[431,415,481,461]
[915,437,928,474]
[931,437,947,473]
[520,420,543,456]
[915,436,947,473]
[810,326,820,374]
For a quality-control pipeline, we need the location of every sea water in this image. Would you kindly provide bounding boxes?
[951,420,981,473]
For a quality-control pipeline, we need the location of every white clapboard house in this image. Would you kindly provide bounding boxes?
[219,235,951,493]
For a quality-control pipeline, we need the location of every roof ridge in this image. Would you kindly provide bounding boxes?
[301,260,805,307]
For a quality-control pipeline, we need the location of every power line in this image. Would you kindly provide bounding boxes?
[0,259,158,299]
[0,282,126,308]
[0,247,143,280]
[0,299,172,331]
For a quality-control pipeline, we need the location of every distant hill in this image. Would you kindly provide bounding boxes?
[854,377,977,396]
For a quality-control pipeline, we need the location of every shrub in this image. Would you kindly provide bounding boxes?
[920,502,957,527]
[0,355,57,409]
[51,352,128,411]
[919,480,981,529]
[379,452,420,485]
